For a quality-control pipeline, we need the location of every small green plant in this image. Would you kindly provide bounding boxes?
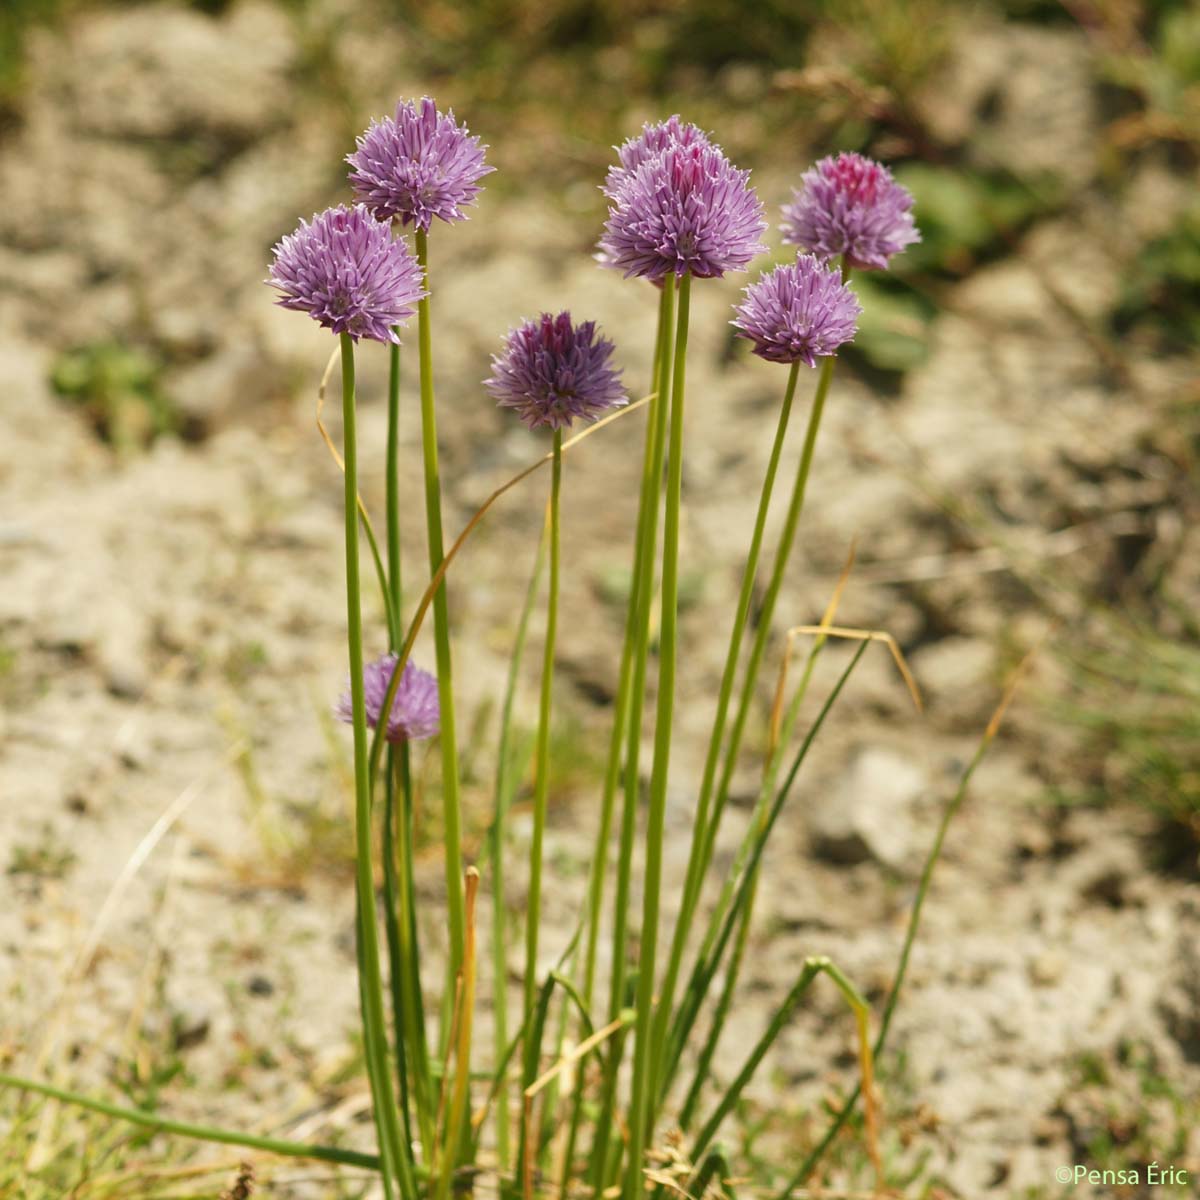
[1054,1042,1198,1192]
[51,341,176,453]
[1114,203,1200,351]
[8,825,76,880]
[1051,620,1200,869]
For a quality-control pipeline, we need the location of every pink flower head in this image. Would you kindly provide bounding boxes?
[485,312,627,431]
[599,141,767,282]
[348,97,493,231]
[781,152,920,271]
[336,654,440,743]
[267,205,425,343]
[733,255,861,367]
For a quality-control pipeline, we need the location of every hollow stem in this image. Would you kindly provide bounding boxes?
[567,282,671,1200]
[582,281,671,1017]
[700,354,836,903]
[393,748,435,1162]
[649,358,802,1107]
[414,229,467,1009]
[441,868,480,1200]
[386,339,403,632]
[624,270,691,1200]
[588,278,675,1196]
[340,332,412,1200]
[523,429,563,1049]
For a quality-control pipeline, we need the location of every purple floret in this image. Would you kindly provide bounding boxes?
[348,97,494,231]
[732,255,861,367]
[336,654,440,743]
[780,152,920,271]
[602,114,711,200]
[267,204,425,343]
[599,141,768,282]
[485,312,627,432]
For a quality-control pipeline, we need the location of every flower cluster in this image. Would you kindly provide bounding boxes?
[781,152,919,271]
[267,204,426,343]
[485,312,627,431]
[733,255,861,366]
[599,138,767,282]
[336,654,440,743]
[348,97,493,231]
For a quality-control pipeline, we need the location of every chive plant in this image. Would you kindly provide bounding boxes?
[1,109,949,1200]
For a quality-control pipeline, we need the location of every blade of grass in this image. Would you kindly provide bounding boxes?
[664,641,870,1093]
[661,619,919,1100]
[688,956,881,1189]
[775,646,1038,1196]
[0,1072,381,1172]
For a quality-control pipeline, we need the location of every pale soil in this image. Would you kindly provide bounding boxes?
[0,4,1197,1198]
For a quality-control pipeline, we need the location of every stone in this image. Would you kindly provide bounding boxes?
[807,745,929,876]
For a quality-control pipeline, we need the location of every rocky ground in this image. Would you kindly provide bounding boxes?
[1,3,1197,1197]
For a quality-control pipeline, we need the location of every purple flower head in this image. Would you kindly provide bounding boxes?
[336,653,440,743]
[780,152,920,271]
[599,142,768,282]
[267,204,425,343]
[602,115,711,200]
[485,312,627,432]
[347,97,494,231]
[732,255,862,367]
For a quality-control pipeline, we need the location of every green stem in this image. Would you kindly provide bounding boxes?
[672,632,829,1119]
[382,334,434,1162]
[610,279,674,1023]
[690,958,823,1161]
[666,627,833,1102]
[386,339,403,632]
[0,1071,381,1171]
[492,520,549,1171]
[677,872,756,1131]
[523,429,563,1055]
[382,766,414,1155]
[591,278,674,1197]
[649,358,802,1109]
[566,281,671,1200]
[339,332,412,1200]
[414,228,467,1012]
[664,642,869,1091]
[394,749,436,1162]
[625,270,691,1200]
[381,339,412,1153]
[582,282,672,1017]
[692,958,870,1172]
[700,355,837,909]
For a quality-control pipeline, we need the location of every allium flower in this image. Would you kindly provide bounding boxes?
[602,114,711,200]
[347,97,493,231]
[732,255,862,367]
[780,152,920,271]
[267,205,425,343]
[484,312,627,431]
[336,654,440,743]
[599,142,768,281]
